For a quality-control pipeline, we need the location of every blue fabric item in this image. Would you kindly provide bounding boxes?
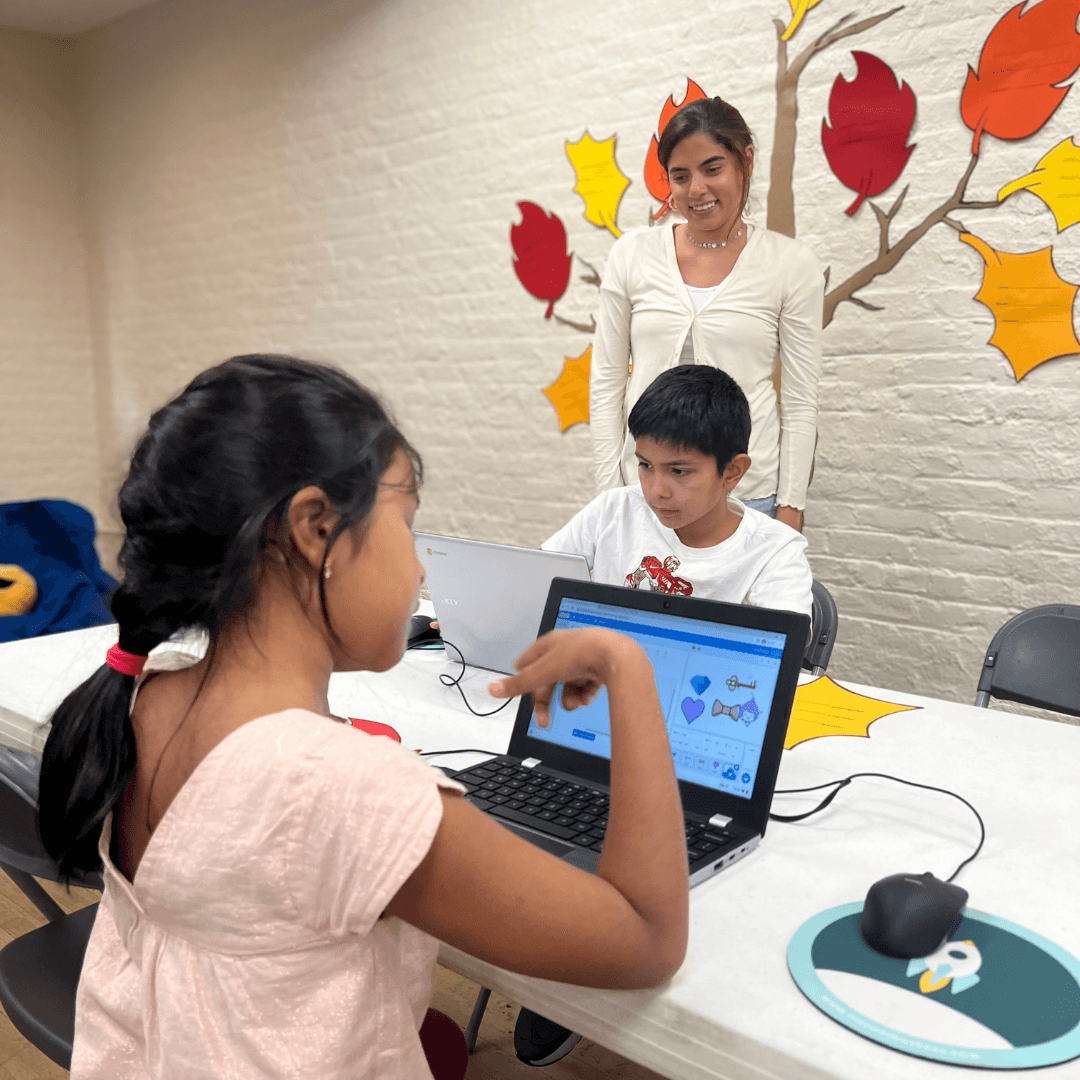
[0,501,116,643]
[740,494,777,518]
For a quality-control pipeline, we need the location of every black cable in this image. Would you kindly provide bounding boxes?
[407,637,514,718]
[418,748,501,758]
[770,772,985,883]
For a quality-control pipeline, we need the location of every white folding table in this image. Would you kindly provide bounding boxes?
[1,612,1077,1079]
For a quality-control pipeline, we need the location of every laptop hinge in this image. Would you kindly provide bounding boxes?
[521,757,542,769]
[709,812,733,829]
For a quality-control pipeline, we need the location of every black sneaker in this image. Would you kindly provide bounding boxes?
[513,1007,582,1066]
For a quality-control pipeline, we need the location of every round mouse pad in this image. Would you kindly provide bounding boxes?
[788,902,1080,1068]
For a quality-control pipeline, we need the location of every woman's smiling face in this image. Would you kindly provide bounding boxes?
[666,132,752,233]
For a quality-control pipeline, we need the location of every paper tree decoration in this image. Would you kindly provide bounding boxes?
[565,132,629,238]
[785,676,919,750]
[542,345,591,432]
[961,0,1080,155]
[516,0,1080,436]
[821,52,916,215]
[960,233,1080,381]
[510,201,573,319]
[998,137,1080,233]
[643,78,708,217]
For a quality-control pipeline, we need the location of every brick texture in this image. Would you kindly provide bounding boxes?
[4,0,1078,718]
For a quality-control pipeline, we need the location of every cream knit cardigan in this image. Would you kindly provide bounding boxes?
[589,224,824,509]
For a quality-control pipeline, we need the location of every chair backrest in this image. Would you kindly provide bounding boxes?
[974,604,1080,717]
[803,580,838,676]
[0,747,103,889]
[0,746,41,804]
[0,901,99,1069]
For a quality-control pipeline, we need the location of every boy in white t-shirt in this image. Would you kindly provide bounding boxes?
[543,365,812,616]
[516,366,814,1070]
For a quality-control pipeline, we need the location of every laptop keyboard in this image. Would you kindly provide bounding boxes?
[454,760,738,865]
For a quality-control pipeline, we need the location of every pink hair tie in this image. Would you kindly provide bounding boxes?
[106,643,147,677]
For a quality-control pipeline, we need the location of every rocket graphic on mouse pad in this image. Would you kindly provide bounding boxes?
[788,902,1080,1067]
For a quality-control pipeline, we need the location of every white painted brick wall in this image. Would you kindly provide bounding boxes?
[8,0,1080,718]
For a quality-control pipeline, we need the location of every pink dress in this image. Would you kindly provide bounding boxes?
[71,703,464,1079]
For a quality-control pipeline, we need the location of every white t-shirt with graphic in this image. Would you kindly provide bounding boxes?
[542,484,813,616]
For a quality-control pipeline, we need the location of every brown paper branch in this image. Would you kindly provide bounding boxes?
[549,257,602,333]
[768,6,904,237]
[823,153,1000,326]
[553,311,598,333]
[576,255,602,288]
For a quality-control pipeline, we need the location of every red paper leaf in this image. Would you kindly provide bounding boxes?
[511,201,572,318]
[961,0,1080,155]
[644,79,708,217]
[347,719,401,742]
[821,52,916,216]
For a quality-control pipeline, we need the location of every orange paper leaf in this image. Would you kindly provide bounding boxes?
[542,346,591,432]
[960,0,1080,155]
[644,79,708,217]
[960,232,1080,381]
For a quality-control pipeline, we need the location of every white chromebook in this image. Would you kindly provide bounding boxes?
[414,533,590,675]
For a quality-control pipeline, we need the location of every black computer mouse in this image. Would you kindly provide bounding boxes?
[408,614,442,647]
[859,872,968,959]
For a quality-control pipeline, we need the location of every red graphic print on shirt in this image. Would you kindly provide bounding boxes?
[625,554,694,596]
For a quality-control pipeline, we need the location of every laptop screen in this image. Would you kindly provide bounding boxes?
[525,595,788,799]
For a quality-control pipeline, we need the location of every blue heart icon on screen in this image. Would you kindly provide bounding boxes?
[681,697,705,723]
[690,675,711,696]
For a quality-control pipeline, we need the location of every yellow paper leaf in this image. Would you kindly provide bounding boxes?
[960,232,1080,381]
[781,0,824,40]
[998,137,1080,233]
[785,676,919,750]
[543,346,591,433]
[565,133,629,238]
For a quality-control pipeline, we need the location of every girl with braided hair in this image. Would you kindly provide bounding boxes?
[38,354,688,1080]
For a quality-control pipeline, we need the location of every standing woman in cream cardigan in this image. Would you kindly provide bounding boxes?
[590,97,823,531]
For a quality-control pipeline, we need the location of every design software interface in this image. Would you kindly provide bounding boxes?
[527,597,788,799]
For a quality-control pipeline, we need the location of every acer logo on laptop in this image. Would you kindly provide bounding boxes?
[440,598,459,605]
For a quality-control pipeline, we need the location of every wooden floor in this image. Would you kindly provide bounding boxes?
[0,872,662,1079]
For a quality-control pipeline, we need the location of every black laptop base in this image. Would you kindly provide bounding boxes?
[452,755,758,882]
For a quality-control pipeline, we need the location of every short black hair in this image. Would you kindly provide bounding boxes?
[628,366,750,473]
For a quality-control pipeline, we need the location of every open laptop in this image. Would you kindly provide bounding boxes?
[415,533,590,675]
[447,578,809,886]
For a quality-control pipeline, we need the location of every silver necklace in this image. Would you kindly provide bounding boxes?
[685,226,744,249]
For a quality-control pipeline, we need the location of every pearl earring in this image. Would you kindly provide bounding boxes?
[324,565,332,580]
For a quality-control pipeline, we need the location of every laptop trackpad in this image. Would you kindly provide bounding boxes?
[498,822,600,873]
[500,820,575,857]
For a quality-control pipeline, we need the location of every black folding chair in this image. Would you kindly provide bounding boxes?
[0,902,98,1069]
[803,580,838,676]
[974,604,1080,717]
[0,746,102,1069]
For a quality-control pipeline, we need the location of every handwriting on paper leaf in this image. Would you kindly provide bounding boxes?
[785,676,919,750]
[511,202,573,319]
[565,132,630,238]
[644,79,708,217]
[961,0,1080,156]
[998,137,1080,233]
[821,52,916,216]
[542,345,591,432]
[781,0,825,41]
[960,233,1080,381]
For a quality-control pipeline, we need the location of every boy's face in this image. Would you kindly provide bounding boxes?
[635,436,747,534]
